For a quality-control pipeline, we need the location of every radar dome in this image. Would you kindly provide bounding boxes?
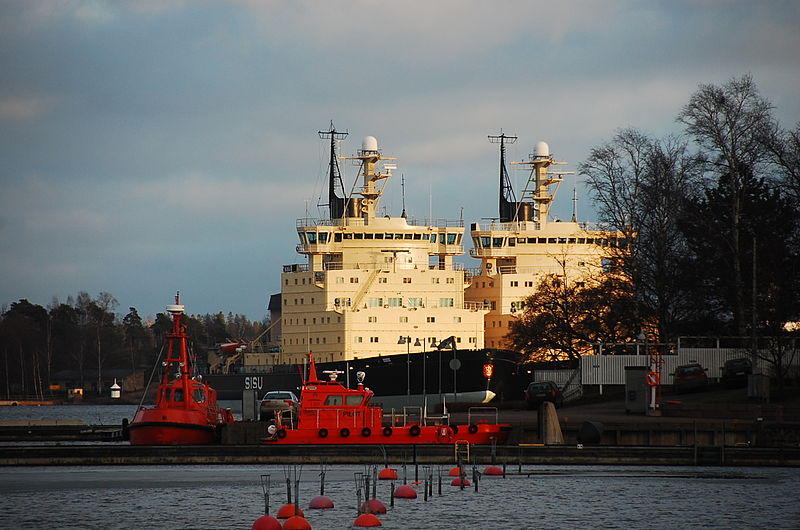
[534,141,550,158]
[362,136,379,153]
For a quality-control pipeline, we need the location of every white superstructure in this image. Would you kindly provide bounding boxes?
[253,131,487,368]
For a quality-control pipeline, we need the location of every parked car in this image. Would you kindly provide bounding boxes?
[524,381,564,409]
[721,357,753,388]
[259,390,299,421]
[672,363,708,393]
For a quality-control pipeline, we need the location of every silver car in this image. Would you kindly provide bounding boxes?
[259,390,299,421]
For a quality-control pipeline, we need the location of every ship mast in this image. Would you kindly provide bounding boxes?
[319,121,349,220]
[489,132,518,222]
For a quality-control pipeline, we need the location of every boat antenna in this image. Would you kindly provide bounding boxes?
[318,121,348,220]
[571,176,578,223]
[401,173,407,218]
[488,131,518,222]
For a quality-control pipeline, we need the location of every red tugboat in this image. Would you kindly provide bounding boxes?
[260,353,511,445]
[128,293,234,445]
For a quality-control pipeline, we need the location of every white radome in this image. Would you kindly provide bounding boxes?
[534,141,550,158]
[362,135,378,152]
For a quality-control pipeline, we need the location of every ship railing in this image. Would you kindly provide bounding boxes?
[466,406,500,426]
[470,220,541,232]
[306,407,381,430]
[297,217,465,228]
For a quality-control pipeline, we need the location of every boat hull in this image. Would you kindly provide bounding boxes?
[129,408,219,445]
[261,423,511,445]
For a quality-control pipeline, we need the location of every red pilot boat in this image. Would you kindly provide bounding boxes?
[128,293,235,445]
[260,353,511,445]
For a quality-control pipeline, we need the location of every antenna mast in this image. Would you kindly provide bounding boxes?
[488,131,518,222]
[318,121,348,220]
[401,174,407,218]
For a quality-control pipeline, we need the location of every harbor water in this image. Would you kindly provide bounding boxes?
[0,464,798,529]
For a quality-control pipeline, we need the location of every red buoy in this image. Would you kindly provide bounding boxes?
[450,477,471,487]
[308,495,334,509]
[394,484,417,499]
[353,513,382,527]
[251,515,282,530]
[378,467,398,480]
[448,466,463,476]
[360,498,387,514]
[282,515,312,530]
[276,504,304,519]
[484,465,504,476]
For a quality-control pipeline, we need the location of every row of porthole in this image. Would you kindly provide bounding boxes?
[311,424,479,438]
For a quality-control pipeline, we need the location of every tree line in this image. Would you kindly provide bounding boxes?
[509,74,799,375]
[0,292,268,399]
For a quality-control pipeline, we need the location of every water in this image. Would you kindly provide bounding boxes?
[0,402,244,427]
[0,464,797,529]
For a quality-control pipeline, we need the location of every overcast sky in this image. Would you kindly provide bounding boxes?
[1,0,799,322]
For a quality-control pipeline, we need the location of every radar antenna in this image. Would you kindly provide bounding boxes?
[318,121,349,220]
[488,131,518,222]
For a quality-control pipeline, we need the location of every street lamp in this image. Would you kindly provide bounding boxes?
[398,336,421,399]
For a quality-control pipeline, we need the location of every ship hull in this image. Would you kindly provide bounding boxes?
[128,408,221,445]
[207,348,525,403]
[262,423,511,445]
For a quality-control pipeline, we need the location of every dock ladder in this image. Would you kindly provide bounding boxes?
[454,440,470,463]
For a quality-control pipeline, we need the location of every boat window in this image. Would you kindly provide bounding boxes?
[568,238,576,244]
[404,234,413,240]
[173,389,184,402]
[343,233,353,239]
[318,232,329,244]
[324,395,343,406]
[354,233,363,239]
[480,236,491,247]
[422,234,430,241]
[388,297,402,307]
[492,237,504,248]
[407,297,422,307]
[385,233,393,240]
[538,238,547,243]
[346,395,362,406]
[440,234,447,244]
[577,238,585,244]
[307,232,317,244]
[447,233,457,245]
[548,238,557,244]
[365,233,374,239]
[558,238,567,244]
[163,388,171,401]
[508,238,515,247]
[457,234,463,244]
[375,233,384,239]
[413,233,421,240]
[527,238,536,243]
[298,232,308,244]
[518,238,526,244]
[193,389,206,403]
[334,233,342,242]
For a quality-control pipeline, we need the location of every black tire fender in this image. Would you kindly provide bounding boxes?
[361,427,371,437]
[340,427,350,438]
[318,428,328,438]
[382,426,393,436]
[409,425,421,437]
[468,424,478,434]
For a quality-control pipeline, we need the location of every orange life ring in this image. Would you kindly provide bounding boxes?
[646,371,660,386]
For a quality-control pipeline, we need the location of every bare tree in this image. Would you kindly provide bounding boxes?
[677,73,774,335]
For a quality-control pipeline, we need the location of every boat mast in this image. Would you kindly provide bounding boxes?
[319,121,349,220]
[163,292,191,409]
[488,132,518,223]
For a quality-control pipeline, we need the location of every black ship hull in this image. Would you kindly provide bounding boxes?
[206,348,526,405]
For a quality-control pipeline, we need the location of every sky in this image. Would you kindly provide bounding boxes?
[1,0,799,322]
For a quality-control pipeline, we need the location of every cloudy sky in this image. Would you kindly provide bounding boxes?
[1,0,799,322]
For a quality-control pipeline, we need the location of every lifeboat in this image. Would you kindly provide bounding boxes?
[128,293,235,445]
[260,353,511,445]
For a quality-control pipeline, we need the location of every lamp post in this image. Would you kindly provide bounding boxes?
[398,336,421,400]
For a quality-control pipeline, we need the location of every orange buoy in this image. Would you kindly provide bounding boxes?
[276,504,304,519]
[282,515,312,530]
[484,465,503,476]
[353,513,382,527]
[448,466,463,476]
[394,484,417,498]
[377,467,398,480]
[450,477,471,487]
[308,495,334,509]
[251,515,282,530]
[360,498,387,514]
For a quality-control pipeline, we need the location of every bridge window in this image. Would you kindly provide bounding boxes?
[346,396,362,406]
[324,395,343,406]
